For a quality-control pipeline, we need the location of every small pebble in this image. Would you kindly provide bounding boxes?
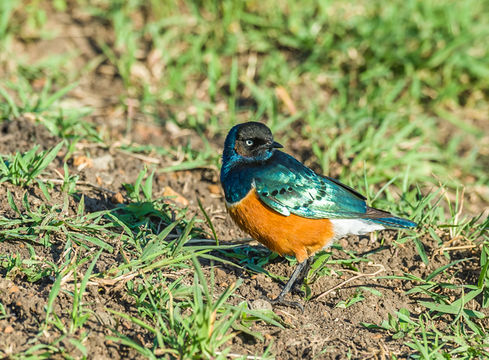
[250,299,273,311]
[110,192,124,204]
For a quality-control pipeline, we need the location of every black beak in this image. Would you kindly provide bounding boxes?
[271,141,283,149]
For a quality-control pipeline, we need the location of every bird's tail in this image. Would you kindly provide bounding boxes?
[368,216,417,229]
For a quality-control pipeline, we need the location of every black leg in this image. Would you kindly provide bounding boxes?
[291,256,314,296]
[270,257,314,311]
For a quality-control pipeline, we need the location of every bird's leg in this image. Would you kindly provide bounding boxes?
[270,257,313,311]
[291,256,314,296]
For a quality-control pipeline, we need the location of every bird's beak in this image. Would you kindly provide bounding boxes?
[271,141,283,149]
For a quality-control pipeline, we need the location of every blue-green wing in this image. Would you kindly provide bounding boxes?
[254,152,368,219]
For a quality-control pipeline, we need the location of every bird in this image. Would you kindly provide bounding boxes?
[220,121,417,308]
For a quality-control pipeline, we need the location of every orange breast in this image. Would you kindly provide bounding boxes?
[227,189,334,263]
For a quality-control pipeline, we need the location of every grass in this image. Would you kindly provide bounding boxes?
[0,142,63,187]
[0,0,488,358]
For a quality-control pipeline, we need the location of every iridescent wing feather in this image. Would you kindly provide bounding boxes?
[254,152,372,219]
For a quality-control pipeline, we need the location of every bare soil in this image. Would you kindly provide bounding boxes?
[1,116,485,360]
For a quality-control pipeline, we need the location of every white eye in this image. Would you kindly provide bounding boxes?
[245,139,254,146]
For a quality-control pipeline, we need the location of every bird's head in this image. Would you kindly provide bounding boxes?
[222,122,283,166]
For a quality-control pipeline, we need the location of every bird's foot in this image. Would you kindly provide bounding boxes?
[269,295,304,312]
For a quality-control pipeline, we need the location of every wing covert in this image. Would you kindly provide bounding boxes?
[254,152,368,219]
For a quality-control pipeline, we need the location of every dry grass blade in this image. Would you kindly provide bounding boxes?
[314,264,385,301]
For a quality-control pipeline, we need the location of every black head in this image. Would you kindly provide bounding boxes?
[231,122,283,159]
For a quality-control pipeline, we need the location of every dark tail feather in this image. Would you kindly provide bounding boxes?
[369,216,417,229]
[364,206,417,228]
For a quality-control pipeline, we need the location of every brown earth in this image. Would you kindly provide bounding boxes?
[0,117,485,360]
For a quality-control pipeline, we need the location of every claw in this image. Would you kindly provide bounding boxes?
[270,295,304,312]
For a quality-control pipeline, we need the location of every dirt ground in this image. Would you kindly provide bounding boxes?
[0,8,487,360]
[1,116,485,360]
